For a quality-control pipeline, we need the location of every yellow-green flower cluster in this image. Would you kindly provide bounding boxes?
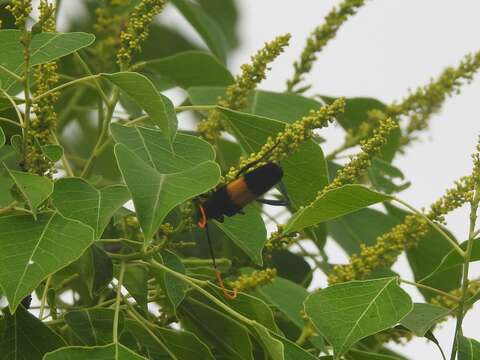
[6,0,32,29]
[117,0,166,69]
[389,50,480,147]
[428,176,474,224]
[197,34,291,141]
[27,0,59,176]
[94,0,130,72]
[286,0,366,93]
[431,279,480,309]
[264,225,299,253]
[230,268,277,292]
[122,214,144,242]
[321,116,398,194]
[329,141,480,284]
[224,98,345,183]
[328,214,428,283]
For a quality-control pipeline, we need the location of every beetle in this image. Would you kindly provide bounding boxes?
[196,156,290,299]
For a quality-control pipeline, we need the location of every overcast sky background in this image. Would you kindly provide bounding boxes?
[58,1,480,358]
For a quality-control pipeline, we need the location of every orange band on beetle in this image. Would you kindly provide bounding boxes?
[198,204,207,229]
[215,269,237,300]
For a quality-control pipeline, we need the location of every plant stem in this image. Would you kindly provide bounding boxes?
[80,88,119,178]
[31,74,102,103]
[0,87,24,127]
[450,185,480,360]
[145,259,254,325]
[0,116,22,127]
[0,202,17,215]
[393,197,465,257]
[73,52,110,104]
[399,278,460,302]
[39,276,52,319]
[113,261,126,344]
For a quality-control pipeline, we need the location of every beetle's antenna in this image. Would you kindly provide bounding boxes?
[198,205,237,300]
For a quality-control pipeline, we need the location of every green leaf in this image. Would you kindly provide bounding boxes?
[122,265,148,311]
[103,72,177,145]
[285,185,391,233]
[368,158,410,194]
[0,212,94,312]
[43,343,147,360]
[257,276,325,350]
[399,303,449,336]
[145,51,233,88]
[458,336,480,360]
[52,177,130,238]
[212,205,266,265]
[250,322,284,360]
[41,144,64,162]
[0,307,65,359]
[197,0,239,49]
[65,308,124,346]
[110,123,215,173]
[171,0,228,63]
[277,334,321,360]
[181,298,254,360]
[5,166,53,218]
[421,239,480,285]
[327,208,401,255]
[0,126,5,148]
[257,277,307,329]
[125,319,215,360]
[251,90,324,123]
[114,143,220,240]
[0,30,95,89]
[304,277,413,357]
[155,250,187,313]
[205,283,278,331]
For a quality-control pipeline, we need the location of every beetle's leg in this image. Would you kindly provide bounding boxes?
[203,222,237,300]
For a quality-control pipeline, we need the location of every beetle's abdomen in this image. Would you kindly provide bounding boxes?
[201,163,283,221]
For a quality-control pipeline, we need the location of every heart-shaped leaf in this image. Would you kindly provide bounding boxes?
[114,143,220,240]
[52,177,130,238]
[103,72,178,146]
[304,277,412,357]
[0,306,65,358]
[111,123,215,173]
[4,166,53,218]
[0,30,95,89]
[0,212,94,312]
[285,185,391,233]
[44,343,147,360]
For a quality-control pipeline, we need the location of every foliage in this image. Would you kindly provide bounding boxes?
[0,1,479,360]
